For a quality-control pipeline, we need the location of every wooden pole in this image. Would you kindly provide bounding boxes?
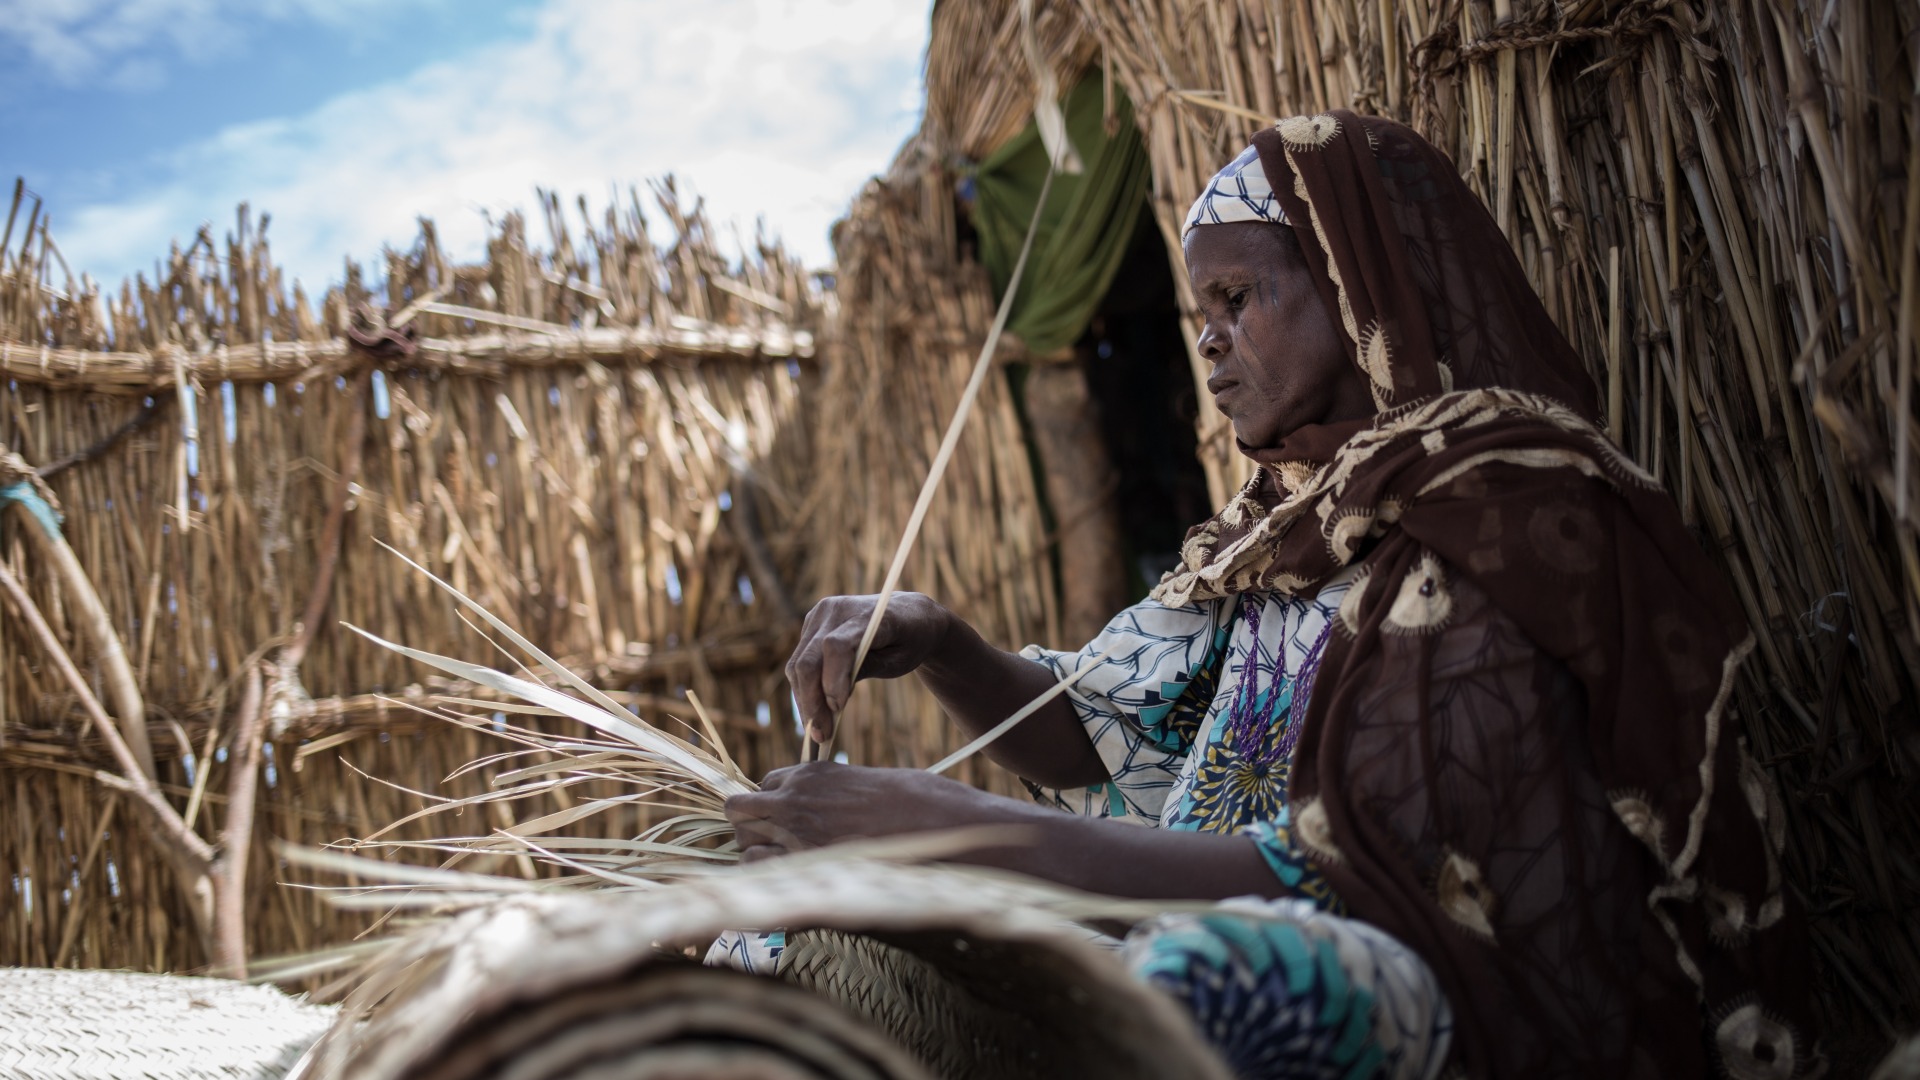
[0,559,214,944]
[0,459,156,779]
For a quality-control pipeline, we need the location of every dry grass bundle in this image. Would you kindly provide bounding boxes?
[319,538,1109,893]
[268,539,1185,1076]
[825,0,1920,1049]
[333,545,753,879]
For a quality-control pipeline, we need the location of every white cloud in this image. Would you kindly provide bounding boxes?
[0,0,410,83]
[48,0,928,284]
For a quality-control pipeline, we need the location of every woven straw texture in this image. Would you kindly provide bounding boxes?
[399,966,933,1080]
[0,967,333,1080]
[780,927,1161,1080]
[296,858,1231,1080]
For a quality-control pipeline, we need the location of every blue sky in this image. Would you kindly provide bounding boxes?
[2,0,932,290]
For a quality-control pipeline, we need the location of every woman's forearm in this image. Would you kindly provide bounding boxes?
[730,763,1289,901]
[953,789,1285,900]
[916,616,1109,789]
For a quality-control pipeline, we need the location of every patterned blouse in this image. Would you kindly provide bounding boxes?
[712,568,1454,1077]
[1020,572,1355,907]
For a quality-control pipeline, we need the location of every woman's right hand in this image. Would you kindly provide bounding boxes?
[786,593,956,743]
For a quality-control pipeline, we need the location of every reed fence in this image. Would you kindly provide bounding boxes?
[0,184,832,975]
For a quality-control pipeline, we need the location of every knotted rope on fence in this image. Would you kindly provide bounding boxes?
[0,447,64,536]
[1409,0,1694,78]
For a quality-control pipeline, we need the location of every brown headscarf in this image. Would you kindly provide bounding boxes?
[1154,113,1816,1079]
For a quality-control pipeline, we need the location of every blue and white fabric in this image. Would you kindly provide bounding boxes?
[1182,143,1289,237]
[708,575,1454,1077]
[1123,897,1453,1080]
[1020,575,1355,906]
[1020,579,1460,1074]
[705,929,785,974]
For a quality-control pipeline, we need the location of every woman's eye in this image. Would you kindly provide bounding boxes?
[1226,288,1251,311]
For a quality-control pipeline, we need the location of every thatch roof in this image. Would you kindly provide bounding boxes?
[819,0,1920,1053]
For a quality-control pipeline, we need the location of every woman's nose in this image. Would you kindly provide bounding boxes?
[1198,321,1228,361]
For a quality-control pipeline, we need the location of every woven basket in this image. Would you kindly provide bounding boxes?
[780,927,1182,1080]
[295,859,1231,1080]
[0,967,334,1080]
[400,964,929,1080]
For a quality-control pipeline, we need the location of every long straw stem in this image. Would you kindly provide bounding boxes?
[924,640,1120,776]
[810,162,1059,762]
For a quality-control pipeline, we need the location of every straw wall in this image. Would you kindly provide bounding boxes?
[0,187,825,972]
[802,154,1062,780]
[826,0,1920,1047]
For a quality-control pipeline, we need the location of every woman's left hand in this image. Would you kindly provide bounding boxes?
[725,764,1294,903]
[724,763,999,862]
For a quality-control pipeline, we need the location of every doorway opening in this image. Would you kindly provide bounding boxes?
[1076,208,1211,599]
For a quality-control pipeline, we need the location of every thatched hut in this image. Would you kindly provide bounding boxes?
[811,0,1920,1054]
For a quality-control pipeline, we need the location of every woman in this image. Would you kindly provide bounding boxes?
[726,112,1816,1079]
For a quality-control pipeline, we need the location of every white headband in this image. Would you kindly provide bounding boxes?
[1182,144,1288,237]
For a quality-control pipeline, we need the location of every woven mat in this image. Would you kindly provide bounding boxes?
[0,967,334,1080]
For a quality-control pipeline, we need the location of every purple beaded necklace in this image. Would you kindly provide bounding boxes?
[1222,594,1336,766]
[1278,614,1334,764]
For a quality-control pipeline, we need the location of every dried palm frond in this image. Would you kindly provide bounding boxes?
[327,545,756,883]
[342,545,1106,887]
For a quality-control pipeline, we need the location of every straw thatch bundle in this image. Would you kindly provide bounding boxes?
[0,181,826,976]
[814,0,1920,1051]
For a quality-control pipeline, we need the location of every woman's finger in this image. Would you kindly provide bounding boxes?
[786,607,827,712]
[758,765,799,791]
[815,621,868,716]
[724,791,773,834]
[796,598,832,639]
[787,595,864,722]
[787,599,836,676]
[726,789,814,852]
[787,645,834,742]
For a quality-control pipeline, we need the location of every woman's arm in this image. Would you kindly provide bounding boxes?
[786,593,1107,789]
[726,763,1285,901]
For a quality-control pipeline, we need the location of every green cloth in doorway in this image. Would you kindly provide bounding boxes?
[969,73,1151,356]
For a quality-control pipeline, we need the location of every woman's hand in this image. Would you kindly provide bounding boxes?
[723,763,1288,902]
[724,762,998,861]
[787,593,956,743]
[783,592,1106,790]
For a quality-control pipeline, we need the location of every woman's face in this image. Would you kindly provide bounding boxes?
[1183,222,1374,448]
